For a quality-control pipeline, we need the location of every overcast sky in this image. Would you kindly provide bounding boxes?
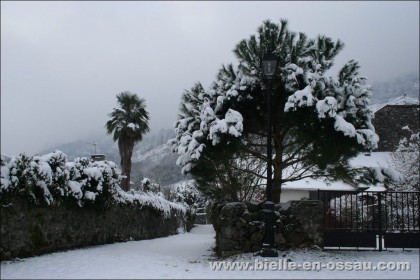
[1,1,419,156]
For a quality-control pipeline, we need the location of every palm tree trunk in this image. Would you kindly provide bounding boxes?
[118,137,134,191]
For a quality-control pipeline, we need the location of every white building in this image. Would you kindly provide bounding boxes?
[280,152,390,203]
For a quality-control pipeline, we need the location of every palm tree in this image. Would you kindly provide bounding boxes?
[106,91,150,191]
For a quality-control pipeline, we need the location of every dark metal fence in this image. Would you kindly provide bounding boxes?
[318,190,419,250]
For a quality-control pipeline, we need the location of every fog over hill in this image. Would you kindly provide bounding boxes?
[371,72,419,104]
[33,73,419,187]
[39,128,187,187]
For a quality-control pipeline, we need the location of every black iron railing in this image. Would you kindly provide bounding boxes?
[318,190,419,250]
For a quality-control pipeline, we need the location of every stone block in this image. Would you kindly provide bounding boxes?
[242,211,252,222]
[221,202,247,219]
[245,202,259,213]
[219,239,236,251]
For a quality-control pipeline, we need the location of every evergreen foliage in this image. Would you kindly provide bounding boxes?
[170,19,391,203]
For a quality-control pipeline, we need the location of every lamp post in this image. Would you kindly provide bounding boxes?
[260,53,279,257]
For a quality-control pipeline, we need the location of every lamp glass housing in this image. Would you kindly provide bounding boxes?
[262,53,278,77]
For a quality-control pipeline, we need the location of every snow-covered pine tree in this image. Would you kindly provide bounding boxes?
[170,19,388,203]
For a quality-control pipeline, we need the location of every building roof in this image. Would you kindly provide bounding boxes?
[371,95,419,113]
[282,152,390,192]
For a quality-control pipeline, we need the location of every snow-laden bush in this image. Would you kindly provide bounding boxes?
[34,151,69,203]
[173,181,203,211]
[65,157,124,207]
[0,152,68,205]
[162,180,206,215]
[0,151,121,207]
[1,153,54,205]
[0,151,186,215]
[390,128,419,191]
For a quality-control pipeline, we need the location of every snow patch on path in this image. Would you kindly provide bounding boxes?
[1,225,418,279]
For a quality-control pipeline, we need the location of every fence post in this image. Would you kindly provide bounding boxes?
[378,192,383,251]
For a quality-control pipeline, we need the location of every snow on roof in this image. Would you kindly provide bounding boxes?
[387,95,419,106]
[371,95,419,112]
[282,178,355,191]
[282,152,390,192]
[349,152,392,168]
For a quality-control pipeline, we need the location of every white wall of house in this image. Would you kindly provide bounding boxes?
[280,189,310,203]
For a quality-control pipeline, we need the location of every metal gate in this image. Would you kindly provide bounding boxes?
[318,190,419,250]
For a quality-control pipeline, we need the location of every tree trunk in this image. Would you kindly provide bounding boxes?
[272,137,283,204]
[272,169,281,204]
[118,137,134,192]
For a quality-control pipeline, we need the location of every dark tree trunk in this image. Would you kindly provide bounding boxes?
[272,171,281,203]
[272,126,284,204]
[118,137,134,192]
[272,147,282,204]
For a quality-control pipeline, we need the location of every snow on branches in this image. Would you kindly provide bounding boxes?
[284,59,378,150]
[170,76,252,174]
[170,19,379,174]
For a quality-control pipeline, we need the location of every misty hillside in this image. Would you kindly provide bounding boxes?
[371,73,419,104]
[40,128,175,161]
[35,73,419,187]
[39,136,120,163]
[39,128,187,187]
[130,144,189,188]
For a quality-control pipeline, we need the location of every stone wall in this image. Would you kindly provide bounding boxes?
[373,105,419,151]
[212,200,323,257]
[1,197,187,261]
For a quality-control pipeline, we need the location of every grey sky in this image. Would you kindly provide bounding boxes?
[1,1,419,156]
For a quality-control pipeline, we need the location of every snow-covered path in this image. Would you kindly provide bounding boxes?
[1,225,419,279]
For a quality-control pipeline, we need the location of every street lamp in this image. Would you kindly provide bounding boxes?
[260,52,279,257]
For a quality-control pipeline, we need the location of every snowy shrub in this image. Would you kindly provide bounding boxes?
[141,177,161,193]
[34,151,69,202]
[390,129,419,191]
[0,151,186,216]
[161,181,207,216]
[25,155,54,205]
[0,154,42,204]
[0,153,63,205]
[173,181,203,211]
[65,157,124,208]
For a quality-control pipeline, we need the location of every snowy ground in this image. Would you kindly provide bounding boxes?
[1,225,418,279]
